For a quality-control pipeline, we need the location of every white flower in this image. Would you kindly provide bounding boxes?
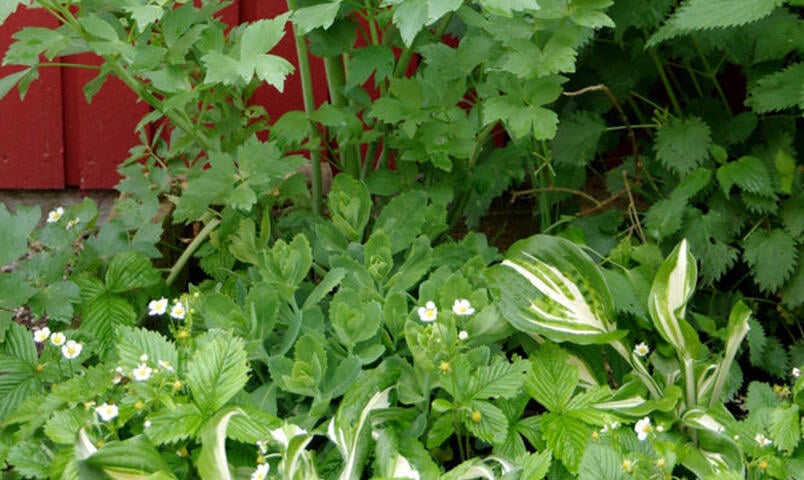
[139,353,149,362]
[144,420,152,428]
[458,330,469,340]
[601,421,619,434]
[793,367,801,378]
[148,298,168,316]
[95,403,119,421]
[170,301,186,320]
[633,342,650,357]
[132,363,153,381]
[158,359,174,372]
[256,440,268,454]
[66,217,80,230]
[46,207,64,223]
[452,299,475,316]
[33,327,51,343]
[755,433,772,447]
[62,340,83,359]
[417,301,437,322]
[635,417,652,441]
[50,332,66,346]
[251,463,270,480]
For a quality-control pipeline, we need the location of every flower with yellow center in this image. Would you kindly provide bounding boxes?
[439,361,451,373]
[170,301,186,320]
[61,340,82,359]
[251,463,270,480]
[452,299,475,316]
[132,363,153,381]
[634,417,652,441]
[148,298,168,316]
[633,342,650,357]
[158,359,175,372]
[50,332,66,346]
[46,207,64,223]
[417,301,437,322]
[33,327,51,343]
[95,403,119,422]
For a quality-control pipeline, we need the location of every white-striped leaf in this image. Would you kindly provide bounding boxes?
[487,235,623,344]
[709,301,751,407]
[648,239,700,357]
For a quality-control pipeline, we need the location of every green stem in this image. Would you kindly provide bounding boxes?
[37,62,102,70]
[288,0,323,216]
[611,340,663,399]
[691,40,732,116]
[166,218,220,286]
[647,47,682,116]
[323,55,360,178]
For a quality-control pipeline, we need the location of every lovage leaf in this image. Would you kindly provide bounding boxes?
[386,0,463,46]
[291,0,342,35]
[742,229,798,293]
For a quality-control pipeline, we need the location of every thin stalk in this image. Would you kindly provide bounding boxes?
[166,217,220,286]
[683,356,697,410]
[611,340,662,399]
[37,62,102,70]
[288,0,323,216]
[691,39,732,115]
[647,47,682,116]
[324,55,360,177]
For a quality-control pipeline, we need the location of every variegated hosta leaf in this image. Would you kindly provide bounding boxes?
[329,387,392,480]
[486,235,624,345]
[709,301,751,407]
[648,239,701,357]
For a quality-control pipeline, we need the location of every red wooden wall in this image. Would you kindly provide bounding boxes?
[0,1,326,189]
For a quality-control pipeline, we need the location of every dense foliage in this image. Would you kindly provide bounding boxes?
[0,0,802,479]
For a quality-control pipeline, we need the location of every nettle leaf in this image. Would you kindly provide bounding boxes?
[488,235,624,345]
[648,0,782,46]
[655,116,711,176]
[742,229,798,293]
[0,204,39,266]
[551,112,605,167]
[186,332,249,415]
[780,246,804,308]
[746,62,804,113]
[716,156,774,198]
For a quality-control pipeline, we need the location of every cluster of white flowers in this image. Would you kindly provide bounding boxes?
[148,297,186,320]
[45,206,80,229]
[417,299,476,341]
[33,327,83,359]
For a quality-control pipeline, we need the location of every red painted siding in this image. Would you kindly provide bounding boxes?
[0,8,64,189]
[0,1,331,190]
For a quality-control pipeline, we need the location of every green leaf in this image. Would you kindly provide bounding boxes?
[746,62,804,113]
[478,0,540,16]
[655,116,711,176]
[769,404,800,453]
[387,0,463,46]
[7,440,50,478]
[81,293,135,352]
[525,343,578,413]
[578,442,625,480]
[146,403,205,445]
[186,332,250,415]
[125,5,164,32]
[330,288,382,348]
[385,235,433,294]
[716,156,774,198]
[541,412,590,474]
[551,112,605,167]
[648,0,782,46]
[81,435,175,479]
[484,95,559,140]
[780,246,804,308]
[197,408,242,480]
[44,409,89,445]
[0,204,39,266]
[648,239,700,357]
[0,69,30,101]
[29,280,81,322]
[374,191,428,254]
[328,174,372,242]
[520,449,552,480]
[464,400,509,445]
[467,356,529,400]
[644,196,687,241]
[0,0,27,24]
[743,229,798,293]
[78,14,120,42]
[117,326,178,372]
[488,235,624,344]
[105,251,161,292]
[292,1,341,35]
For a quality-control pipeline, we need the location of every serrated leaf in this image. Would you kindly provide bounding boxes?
[292,1,341,35]
[579,442,625,480]
[146,404,205,445]
[7,440,50,478]
[81,293,135,353]
[186,332,249,415]
[551,112,605,167]
[769,404,800,453]
[743,229,798,293]
[387,0,463,46]
[464,400,509,445]
[0,204,39,266]
[0,0,28,25]
[716,156,774,198]
[526,343,577,412]
[655,116,711,175]
[746,63,804,113]
[478,0,540,17]
[780,246,804,308]
[105,251,161,292]
[645,196,686,241]
[44,409,89,445]
[541,412,589,474]
[117,326,178,372]
[467,357,529,400]
[746,318,767,367]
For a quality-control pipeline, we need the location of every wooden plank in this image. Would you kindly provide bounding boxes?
[239,0,329,122]
[0,8,64,189]
[62,54,148,189]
